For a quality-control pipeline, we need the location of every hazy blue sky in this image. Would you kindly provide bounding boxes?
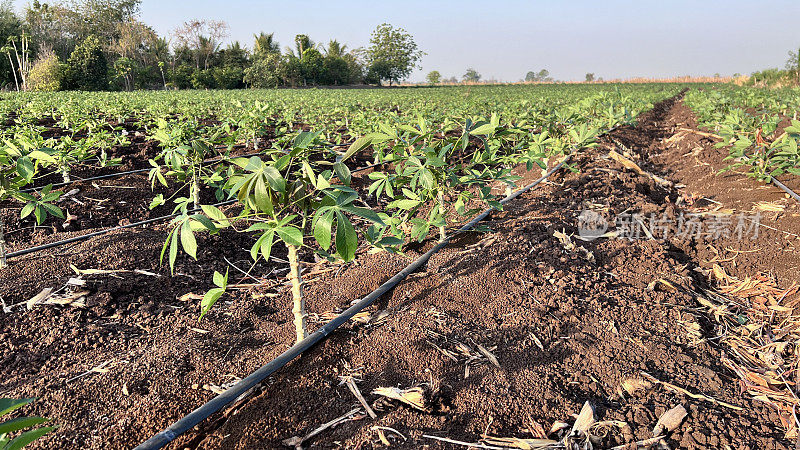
[12,0,800,82]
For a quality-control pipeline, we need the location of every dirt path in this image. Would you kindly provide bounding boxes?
[2,95,797,449]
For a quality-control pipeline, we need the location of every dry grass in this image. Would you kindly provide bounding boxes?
[699,264,800,439]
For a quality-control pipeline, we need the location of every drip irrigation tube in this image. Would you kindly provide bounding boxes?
[769,176,800,203]
[133,152,573,450]
[7,162,385,260]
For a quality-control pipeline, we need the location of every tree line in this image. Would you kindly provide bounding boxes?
[0,0,424,91]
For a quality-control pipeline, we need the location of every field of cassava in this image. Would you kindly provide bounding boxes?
[1,83,800,449]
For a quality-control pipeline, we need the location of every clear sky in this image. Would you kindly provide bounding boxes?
[12,0,800,82]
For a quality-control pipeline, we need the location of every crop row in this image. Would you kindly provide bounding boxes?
[683,85,800,182]
[1,84,683,343]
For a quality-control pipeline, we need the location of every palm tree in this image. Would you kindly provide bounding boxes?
[286,34,313,57]
[253,32,279,56]
[322,39,347,58]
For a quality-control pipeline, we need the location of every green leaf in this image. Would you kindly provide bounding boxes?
[20,202,35,220]
[251,230,275,262]
[276,225,303,247]
[16,156,34,181]
[149,194,165,210]
[335,211,357,262]
[387,199,421,210]
[341,135,373,162]
[169,224,179,272]
[333,162,351,185]
[313,210,334,250]
[34,205,44,224]
[201,205,229,227]
[5,426,56,450]
[180,220,198,260]
[470,123,496,136]
[199,288,224,321]
[0,398,35,417]
[262,165,286,192]
[212,270,227,288]
[340,206,385,225]
[41,203,64,219]
[27,150,57,164]
[0,417,49,435]
[253,176,273,214]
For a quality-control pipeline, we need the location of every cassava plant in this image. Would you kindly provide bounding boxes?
[227,131,383,342]
[0,146,64,268]
[164,131,384,343]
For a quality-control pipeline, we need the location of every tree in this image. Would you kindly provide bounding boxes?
[525,69,553,83]
[299,48,324,85]
[110,19,158,89]
[71,0,141,43]
[426,70,441,84]
[172,19,229,69]
[786,46,800,84]
[585,72,595,82]
[0,0,22,89]
[253,31,279,57]
[365,23,424,85]
[322,53,349,85]
[290,34,314,57]
[462,67,480,82]
[2,32,31,91]
[26,46,61,91]
[322,39,347,58]
[243,52,281,88]
[63,34,108,90]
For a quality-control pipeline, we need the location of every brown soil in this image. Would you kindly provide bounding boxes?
[1,94,798,450]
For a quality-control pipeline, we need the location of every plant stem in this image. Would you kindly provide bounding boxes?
[287,244,306,343]
[0,215,6,269]
[61,166,71,183]
[438,191,446,242]
[191,176,201,210]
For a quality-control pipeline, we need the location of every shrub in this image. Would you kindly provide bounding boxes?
[63,35,108,91]
[26,49,61,92]
[243,53,281,88]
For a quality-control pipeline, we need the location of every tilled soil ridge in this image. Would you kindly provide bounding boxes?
[185,96,792,449]
[2,95,796,449]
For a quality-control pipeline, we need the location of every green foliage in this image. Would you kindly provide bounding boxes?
[243,53,281,88]
[0,1,22,89]
[526,69,553,83]
[26,50,61,91]
[426,70,441,85]
[684,85,800,182]
[200,269,227,320]
[365,23,424,85]
[462,68,480,83]
[17,184,64,225]
[63,34,108,90]
[0,398,55,449]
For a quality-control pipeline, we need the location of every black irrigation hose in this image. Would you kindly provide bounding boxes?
[769,176,800,203]
[133,153,574,450]
[7,162,386,260]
